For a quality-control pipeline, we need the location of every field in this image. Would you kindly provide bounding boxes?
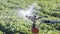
[0,0,60,34]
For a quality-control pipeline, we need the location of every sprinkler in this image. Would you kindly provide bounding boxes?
[26,15,42,34]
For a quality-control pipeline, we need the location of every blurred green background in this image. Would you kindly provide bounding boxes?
[0,0,60,34]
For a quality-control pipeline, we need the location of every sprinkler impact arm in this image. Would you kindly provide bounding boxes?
[26,15,32,19]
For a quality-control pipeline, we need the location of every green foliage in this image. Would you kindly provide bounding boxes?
[0,0,60,34]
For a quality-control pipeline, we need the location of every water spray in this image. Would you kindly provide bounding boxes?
[18,2,36,17]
